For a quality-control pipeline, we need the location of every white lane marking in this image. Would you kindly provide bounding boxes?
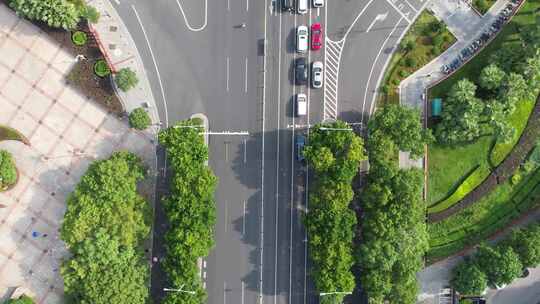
[225,141,229,161]
[203,271,207,279]
[226,57,230,92]
[384,0,412,23]
[203,260,207,268]
[273,4,284,304]
[113,0,120,5]
[245,57,249,93]
[261,0,269,301]
[174,0,208,31]
[361,17,404,124]
[317,7,320,17]
[131,5,169,127]
[224,281,227,304]
[402,0,419,12]
[337,0,377,43]
[246,0,249,11]
[243,138,247,163]
[227,0,230,11]
[225,200,229,233]
[366,12,389,33]
[242,281,245,304]
[243,200,247,235]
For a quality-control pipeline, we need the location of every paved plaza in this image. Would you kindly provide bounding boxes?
[0,5,156,303]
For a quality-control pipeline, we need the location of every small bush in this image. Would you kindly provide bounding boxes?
[405,57,417,68]
[115,68,139,92]
[430,21,444,34]
[93,59,111,77]
[71,31,87,46]
[432,35,445,48]
[129,108,151,130]
[400,37,415,53]
[81,5,100,23]
[4,295,35,304]
[511,172,522,185]
[399,69,409,78]
[0,150,17,190]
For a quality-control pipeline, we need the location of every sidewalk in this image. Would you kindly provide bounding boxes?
[398,0,513,169]
[86,0,161,127]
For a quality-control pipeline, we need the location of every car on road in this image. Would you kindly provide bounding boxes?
[297,0,307,14]
[296,134,306,162]
[297,25,308,53]
[311,23,322,50]
[296,93,307,116]
[282,0,294,11]
[295,57,308,85]
[312,61,323,88]
[312,0,324,8]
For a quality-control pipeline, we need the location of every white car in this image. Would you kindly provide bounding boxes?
[297,25,308,53]
[297,0,308,14]
[296,93,307,116]
[313,0,324,8]
[312,61,323,88]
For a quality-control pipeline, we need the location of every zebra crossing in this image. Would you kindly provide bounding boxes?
[323,38,344,120]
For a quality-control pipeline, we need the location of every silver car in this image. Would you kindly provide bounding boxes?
[312,61,323,89]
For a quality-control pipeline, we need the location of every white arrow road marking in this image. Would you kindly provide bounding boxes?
[366,12,388,33]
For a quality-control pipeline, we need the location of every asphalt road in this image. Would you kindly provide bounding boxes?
[110,0,429,303]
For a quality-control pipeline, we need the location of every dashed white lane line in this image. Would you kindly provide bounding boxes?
[243,200,247,234]
[245,57,249,93]
[246,0,249,11]
[261,0,269,301]
[226,57,230,92]
[362,17,405,124]
[131,5,169,127]
[174,0,208,31]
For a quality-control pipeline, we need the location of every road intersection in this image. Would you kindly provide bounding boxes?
[110,0,430,303]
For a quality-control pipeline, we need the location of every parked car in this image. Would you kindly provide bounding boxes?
[296,134,306,162]
[283,0,294,11]
[296,93,307,116]
[295,57,308,85]
[313,0,324,7]
[311,61,323,88]
[297,25,308,53]
[311,23,322,50]
[297,0,308,14]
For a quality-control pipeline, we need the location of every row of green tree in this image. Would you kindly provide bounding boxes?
[9,0,99,30]
[436,21,540,145]
[358,105,433,304]
[60,151,151,304]
[303,121,366,304]
[451,223,540,295]
[158,120,218,304]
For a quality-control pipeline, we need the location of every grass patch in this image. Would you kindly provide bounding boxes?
[427,166,540,260]
[427,136,492,205]
[473,0,497,15]
[377,9,456,105]
[0,125,28,144]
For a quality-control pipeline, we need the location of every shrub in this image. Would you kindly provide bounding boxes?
[129,108,151,130]
[511,172,522,185]
[9,0,80,30]
[4,295,35,304]
[0,150,17,190]
[400,37,415,53]
[115,68,139,92]
[399,69,409,78]
[432,35,445,48]
[81,5,100,23]
[71,31,87,46]
[405,57,417,68]
[451,261,487,295]
[94,59,111,77]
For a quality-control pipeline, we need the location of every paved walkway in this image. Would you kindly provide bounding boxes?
[87,0,161,126]
[0,4,156,303]
[398,0,513,169]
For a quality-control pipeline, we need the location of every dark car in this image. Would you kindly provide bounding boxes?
[295,57,308,85]
[283,0,294,11]
[296,135,306,162]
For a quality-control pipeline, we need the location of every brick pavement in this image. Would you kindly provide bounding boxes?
[0,5,156,303]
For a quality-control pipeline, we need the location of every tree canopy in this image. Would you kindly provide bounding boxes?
[479,64,506,91]
[9,0,80,30]
[451,261,488,295]
[303,121,366,303]
[158,119,217,304]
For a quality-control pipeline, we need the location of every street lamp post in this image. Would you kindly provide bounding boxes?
[163,284,196,295]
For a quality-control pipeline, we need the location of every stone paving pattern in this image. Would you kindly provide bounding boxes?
[0,5,156,303]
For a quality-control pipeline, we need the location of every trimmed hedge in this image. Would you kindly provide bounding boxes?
[428,165,491,214]
[0,150,17,191]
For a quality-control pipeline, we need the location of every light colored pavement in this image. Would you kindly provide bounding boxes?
[398,0,513,169]
[87,0,161,126]
[0,5,156,302]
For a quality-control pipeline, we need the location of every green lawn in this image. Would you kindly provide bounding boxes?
[427,137,492,206]
[473,0,497,14]
[427,0,540,208]
[378,10,455,105]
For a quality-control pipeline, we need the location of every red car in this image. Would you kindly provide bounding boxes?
[311,23,322,50]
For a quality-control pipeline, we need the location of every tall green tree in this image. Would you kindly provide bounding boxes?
[61,151,150,248]
[479,64,506,91]
[62,230,149,304]
[475,243,523,287]
[507,224,540,268]
[9,0,80,30]
[451,261,488,295]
